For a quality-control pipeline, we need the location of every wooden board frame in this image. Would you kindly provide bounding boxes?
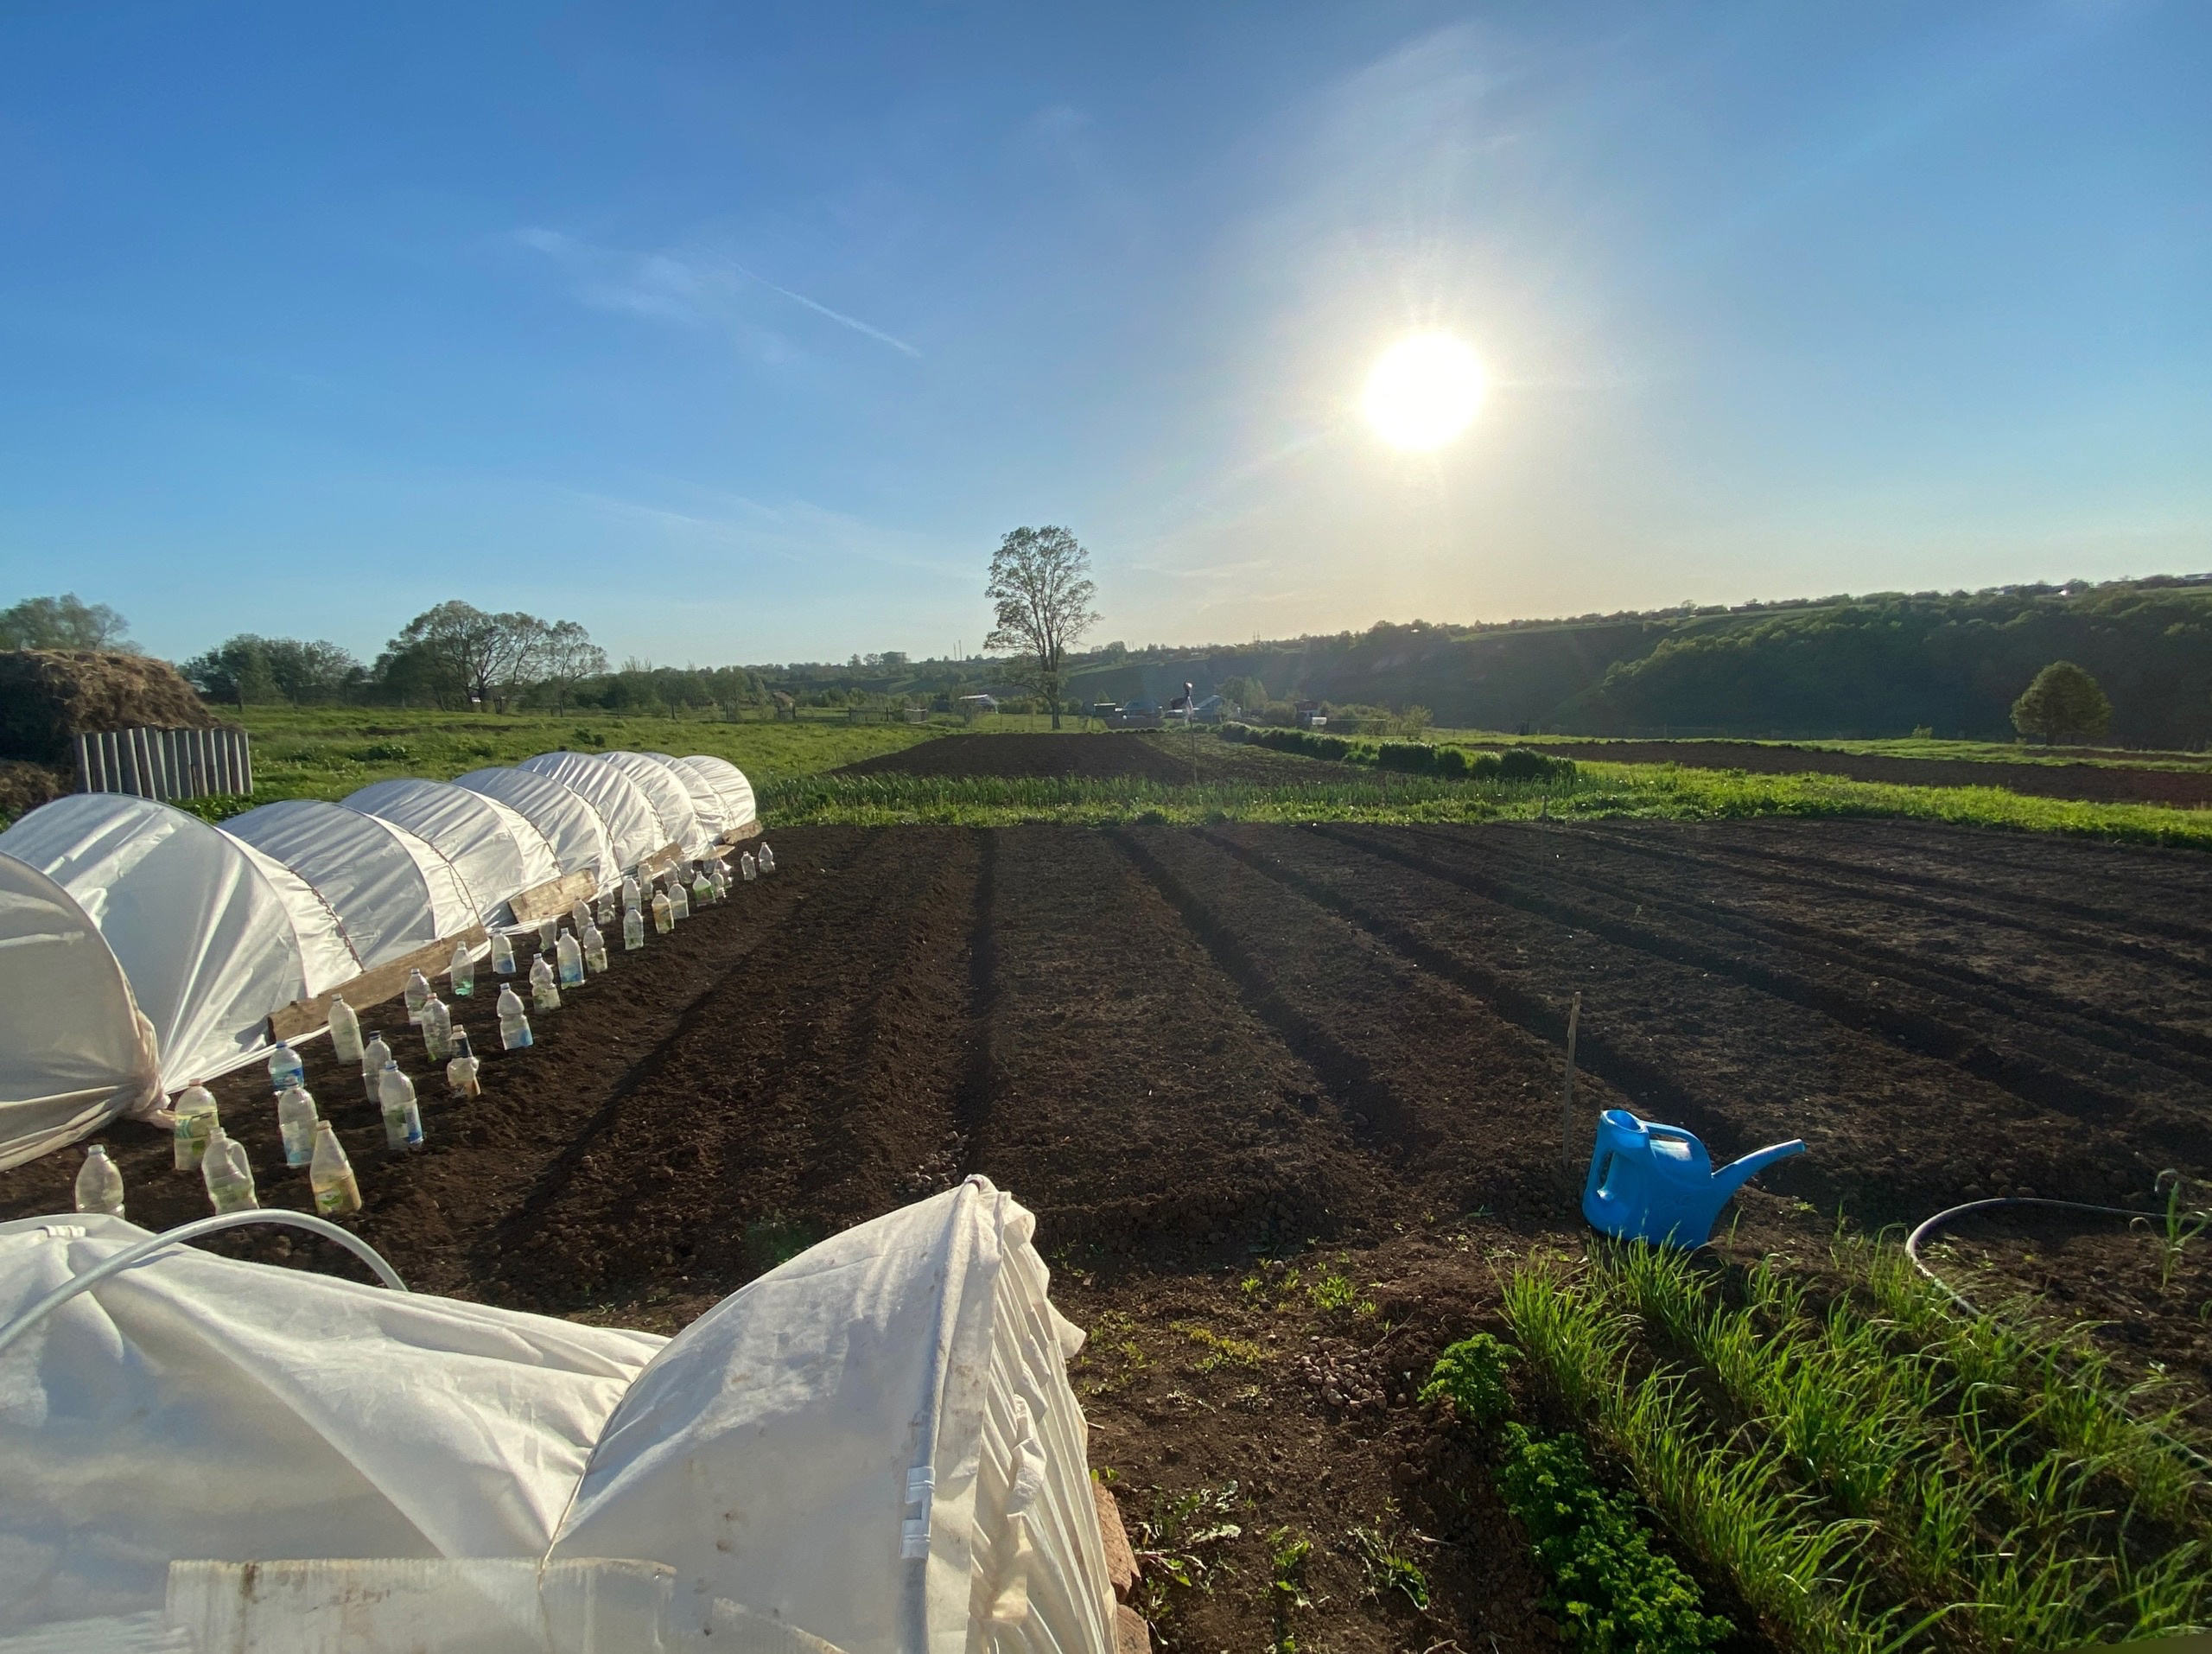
[269,925,490,1044]
[509,868,599,925]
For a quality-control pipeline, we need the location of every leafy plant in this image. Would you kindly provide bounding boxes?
[1496,1422,1731,1654]
[2143,1170,2211,1293]
[1348,1520,1430,1610]
[1307,1269,1375,1317]
[1267,1528,1313,1654]
[1131,1481,1243,1628]
[1174,1320,1269,1371]
[1421,1331,1515,1427]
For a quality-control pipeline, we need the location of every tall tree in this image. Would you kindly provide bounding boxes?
[982,525,1100,730]
[385,601,543,709]
[181,635,361,704]
[535,620,607,712]
[0,593,136,652]
[2011,660,2113,746]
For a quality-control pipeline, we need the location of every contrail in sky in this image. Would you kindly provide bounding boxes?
[736,264,922,359]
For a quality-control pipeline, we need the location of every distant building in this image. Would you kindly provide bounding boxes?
[1294,700,1326,729]
[957,693,999,716]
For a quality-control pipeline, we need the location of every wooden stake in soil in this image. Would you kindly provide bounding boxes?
[1560,991,1582,1176]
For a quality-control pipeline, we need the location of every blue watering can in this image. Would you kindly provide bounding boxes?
[1582,1109,1806,1247]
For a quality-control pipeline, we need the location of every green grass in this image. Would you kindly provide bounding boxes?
[178,703,939,817]
[1426,728,2212,772]
[759,754,2212,850]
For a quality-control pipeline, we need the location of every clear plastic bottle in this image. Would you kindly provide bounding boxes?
[668,881,690,922]
[570,897,592,934]
[695,868,717,907]
[537,916,559,951]
[594,893,616,928]
[404,968,432,1025]
[74,1143,124,1217]
[556,928,584,988]
[497,983,534,1049]
[446,1027,481,1097]
[758,843,775,875]
[328,995,363,1063]
[620,873,641,910]
[741,850,757,882]
[708,862,728,900]
[652,891,673,933]
[266,1040,305,1092]
[361,1032,392,1101]
[173,1083,219,1170]
[449,941,475,998]
[309,1120,361,1216]
[378,1062,423,1150]
[276,1080,319,1167]
[420,995,452,1060]
[582,921,608,973]
[491,931,517,975]
[200,1125,258,1212]
[530,951,561,1011]
[623,904,645,951]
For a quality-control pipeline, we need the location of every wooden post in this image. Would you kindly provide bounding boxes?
[1560,991,1582,1175]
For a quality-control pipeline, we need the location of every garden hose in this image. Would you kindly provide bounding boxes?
[1905,1194,2212,1477]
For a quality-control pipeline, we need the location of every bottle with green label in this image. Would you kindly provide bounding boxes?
[173,1083,219,1170]
[309,1121,361,1216]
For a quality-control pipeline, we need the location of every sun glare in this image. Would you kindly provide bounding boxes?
[1361,334,1486,451]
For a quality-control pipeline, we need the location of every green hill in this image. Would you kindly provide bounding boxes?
[1061,576,2212,746]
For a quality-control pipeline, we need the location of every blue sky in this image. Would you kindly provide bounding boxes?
[1,1,2205,667]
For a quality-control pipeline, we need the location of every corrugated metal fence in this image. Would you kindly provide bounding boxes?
[74,726,252,803]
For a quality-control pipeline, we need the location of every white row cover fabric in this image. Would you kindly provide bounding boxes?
[346,779,560,926]
[516,753,665,872]
[454,767,613,887]
[553,1179,1113,1654]
[0,1213,664,1633]
[0,860,162,1172]
[0,1183,1111,1654]
[680,755,758,831]
[222,799,477,970]
[598,751,709,858]
[646,751,731,837]
[0,795,359,1097]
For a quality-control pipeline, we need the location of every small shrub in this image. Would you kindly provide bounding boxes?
[1497,747,1575,783]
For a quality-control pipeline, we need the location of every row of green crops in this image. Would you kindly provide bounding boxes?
[1220,721,1580,781]
[1475,1243,2209,1653]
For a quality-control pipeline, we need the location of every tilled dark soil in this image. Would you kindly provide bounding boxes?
[4,816,2206,1653]
[1520,738,2212,805]
[841,731,1195,780]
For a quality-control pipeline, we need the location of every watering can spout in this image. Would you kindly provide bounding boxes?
[1708,1138,1806,1202]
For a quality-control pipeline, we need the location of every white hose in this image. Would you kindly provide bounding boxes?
[1904,1194,2212,1475]
[0,1211,407,1359]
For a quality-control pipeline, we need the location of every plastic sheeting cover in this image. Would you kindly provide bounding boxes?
[553,1178,1114,1654]
[678,755,757,831]
[643,753,730,837]
[453,767,613,886]
[595,752,708,859]
[222,799,475,970]
[0,859,162,1172]
[514,754,664,873]
[0,1214,666,1632]
[346,779,561,926]
[0,795,351,1091]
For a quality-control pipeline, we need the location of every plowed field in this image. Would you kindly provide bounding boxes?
[5,817,2207,1654]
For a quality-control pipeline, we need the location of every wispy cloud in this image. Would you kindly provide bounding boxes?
[515,227,921,359]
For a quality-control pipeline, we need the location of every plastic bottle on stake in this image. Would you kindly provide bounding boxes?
[537,917,558,951]
[173,1084,219,1170]
[420,996,451,1060]
[652,891,673,933]
[556,928,584,988]
[693,868,715,908]
[266,1040,304,1092]
[758,843,775,875]
[446,1027,481,1097]
[276,1081,319,1167]
[75,1144,124,1217]
[582,921,607,973]
[491,932,516,975]
[708,862,728,900]
[741,851,756,882]
[497,983,534,1050]
[378,1063,423,1150]
[328,996,363,1063]
[360,1032,391,1101]
[570,898,592,934]
[668,881,690,922]
[621,873,640,910]
[403,969,431,1026]
[200,1126,257,1212]
[622,904,645,951]
[308,1121,360,1216]
[448,942,474,998]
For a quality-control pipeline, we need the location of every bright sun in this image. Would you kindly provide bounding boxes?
[1362,334,1486,451]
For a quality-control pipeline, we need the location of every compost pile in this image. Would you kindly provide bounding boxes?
[0,649,220,772]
